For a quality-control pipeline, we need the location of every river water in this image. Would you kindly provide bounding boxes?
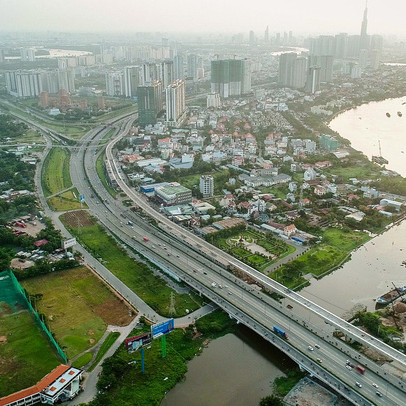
[161,326,294,406]
[299,96,406,316]
[162,96,406,405]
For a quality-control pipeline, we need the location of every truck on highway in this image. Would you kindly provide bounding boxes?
[355,365,365,375]
[273,326,288,339]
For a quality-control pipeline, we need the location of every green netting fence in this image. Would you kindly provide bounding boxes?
[0,270,67,363]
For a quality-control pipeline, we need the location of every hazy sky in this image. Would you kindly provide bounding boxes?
[1,0,406,37]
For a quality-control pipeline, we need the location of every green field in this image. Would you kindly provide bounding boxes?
[21,266,134,359]
[72,352,93,369]
[0,311,60,397]
[0,100,90,139]
[42,147,72,197]
[88,332,120,371]
[96,152,118,198]
[271,228,370,288]
[211,230,295,272]
[60,211,203,317]
[15,128,44,143]
[93,105,137,123]
[48,188,88,211]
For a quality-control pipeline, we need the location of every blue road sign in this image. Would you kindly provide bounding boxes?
[151,319,174,339]
[80,194,85,202]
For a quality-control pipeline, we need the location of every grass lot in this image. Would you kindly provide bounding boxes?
[271,228,370,289]
[213,230,294,272]
[0,311,60,397]
[88,332,120,372]
[180,169,235,195]
[326,165,380,181]
[21,266,134,359]
[16,128,44,143]
[99,128,116,146]
[60,211,203,317]
[72,352,93,369]
[42,147,72,197]
[96,152,118,198]
[93,105,137,123]
[0,100,90,139]
[47,188,88,211]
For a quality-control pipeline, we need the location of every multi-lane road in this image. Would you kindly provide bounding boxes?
[60,116,405,405]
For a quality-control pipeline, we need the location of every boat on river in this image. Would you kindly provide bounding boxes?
[398,111,402,117]
[386,112,391,117]
[376,286,406,305]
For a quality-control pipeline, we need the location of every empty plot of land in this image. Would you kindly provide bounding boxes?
[284,378,337,406]
[0,309,60,397]
[21,266,135,359]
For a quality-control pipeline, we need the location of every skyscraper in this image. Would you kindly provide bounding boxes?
[305,66,321,94]
[159,60,174,88]
[264,26,269,43]
[211,59,251,98]
[309,55,334,83]
[105,72,124,96]
[187,54,201,81]
[360,2,369,51]
[173,55,184,80]
[137,81,163,127]
[165,80,186,128]
[123,66,141,98]
[278,53,306,89]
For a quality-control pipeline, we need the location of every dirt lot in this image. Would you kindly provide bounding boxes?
[284,378,337,406]
[12,221,45,237]
[62,210,96,228]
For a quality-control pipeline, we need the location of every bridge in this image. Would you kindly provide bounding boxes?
[11,108,406,406]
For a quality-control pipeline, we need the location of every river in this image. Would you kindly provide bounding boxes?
[299,96,406,316]
[161,96,406,405]
[161,326,294,406]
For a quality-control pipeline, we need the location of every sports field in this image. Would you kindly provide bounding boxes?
[21,266,134,358]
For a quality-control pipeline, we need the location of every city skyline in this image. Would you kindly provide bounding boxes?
[1,0,406,37]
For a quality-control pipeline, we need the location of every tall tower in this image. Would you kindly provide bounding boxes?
[360,1,369,51]
[165,79,186,128]
[264,26,269,43]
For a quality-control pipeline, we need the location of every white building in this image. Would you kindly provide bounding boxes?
[207,92,221,108]
[105,71,124,97]
[165,79,186,127]
[199,175,214,198]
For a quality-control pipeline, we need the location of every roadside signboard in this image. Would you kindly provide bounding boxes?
[80,194,85,203]
[125,333,152,354]
[151,319,174,339]
[62,238,77,250]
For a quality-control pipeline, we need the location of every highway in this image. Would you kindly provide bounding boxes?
[62,116,405,405]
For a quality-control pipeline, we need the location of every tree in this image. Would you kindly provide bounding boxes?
[259,395,283,406]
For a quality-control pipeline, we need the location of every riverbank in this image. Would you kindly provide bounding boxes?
[88,311,237,406]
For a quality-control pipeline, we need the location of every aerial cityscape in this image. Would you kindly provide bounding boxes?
[1,1,406,405]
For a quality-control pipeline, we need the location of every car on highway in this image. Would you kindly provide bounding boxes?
[345,365,352,370]
[355,382,362,388]
[314,344,320,349]
[307,346,314,351]
[143,237,149,242]
[376,392,383,397]
[372,383,379,388]
[316,358,322,363]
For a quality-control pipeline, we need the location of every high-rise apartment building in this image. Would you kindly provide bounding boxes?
[305,66,321,94]
[137,80,163,127]
[123,66,141,98]
[278,53,306,89]
[105,72,124,97]
[20,48,36,62]
[309,55,334,83]
[207,92,221,108]
[5,69,75,98]
[211,59,251,98]
[159,60,174,88]
[165,80,186,128]
[360,3,369,51]
[200,175,214,198]
[173,55,184,80]
[0,49,5,64]
[187,54,200,81]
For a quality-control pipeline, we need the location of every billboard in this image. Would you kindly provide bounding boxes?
[151,319,174,339]
[125,333,152,353]
[62,238,77,250]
